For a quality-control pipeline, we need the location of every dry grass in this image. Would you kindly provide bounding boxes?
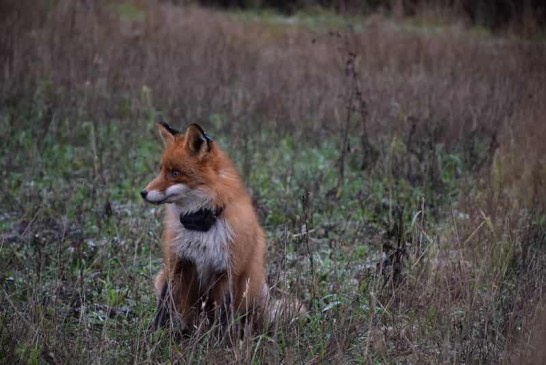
[3,1,542,138]
[1,0,545,363]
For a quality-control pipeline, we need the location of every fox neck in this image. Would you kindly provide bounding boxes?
[168,186,216,216]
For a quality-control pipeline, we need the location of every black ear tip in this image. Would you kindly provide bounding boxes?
[158,121,180,136]
[189,123,213,142]
[189,123,205,133]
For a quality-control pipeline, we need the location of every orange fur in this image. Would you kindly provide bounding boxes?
[142,123,267,332]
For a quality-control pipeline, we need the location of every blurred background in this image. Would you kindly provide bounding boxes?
[1,0,545,363]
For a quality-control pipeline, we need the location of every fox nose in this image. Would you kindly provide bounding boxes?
[140,190,148,199]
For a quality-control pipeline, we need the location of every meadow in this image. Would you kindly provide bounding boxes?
[1,1,545,363]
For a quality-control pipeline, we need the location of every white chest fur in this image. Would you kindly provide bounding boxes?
[166,204,233,283]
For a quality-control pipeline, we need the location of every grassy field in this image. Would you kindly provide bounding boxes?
[1,1,545,363]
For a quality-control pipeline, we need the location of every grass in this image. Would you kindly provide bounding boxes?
[0,123,463,363]
[1,1,545,363]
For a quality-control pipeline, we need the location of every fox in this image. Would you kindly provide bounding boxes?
[141,122,301,335]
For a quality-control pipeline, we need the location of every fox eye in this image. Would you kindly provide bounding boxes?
[169,169,180,178]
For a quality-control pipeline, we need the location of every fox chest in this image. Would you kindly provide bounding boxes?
[166,208,232,282]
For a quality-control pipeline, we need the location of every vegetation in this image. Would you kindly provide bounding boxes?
[197,0,546,32]
[1,0,545,363]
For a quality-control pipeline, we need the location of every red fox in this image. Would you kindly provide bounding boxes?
[141,122,300,334]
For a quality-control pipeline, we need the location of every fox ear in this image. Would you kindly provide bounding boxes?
[157,122,179,146]
[185,123,212,156]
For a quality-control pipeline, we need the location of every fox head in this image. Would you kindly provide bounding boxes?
[141,122,219,211]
